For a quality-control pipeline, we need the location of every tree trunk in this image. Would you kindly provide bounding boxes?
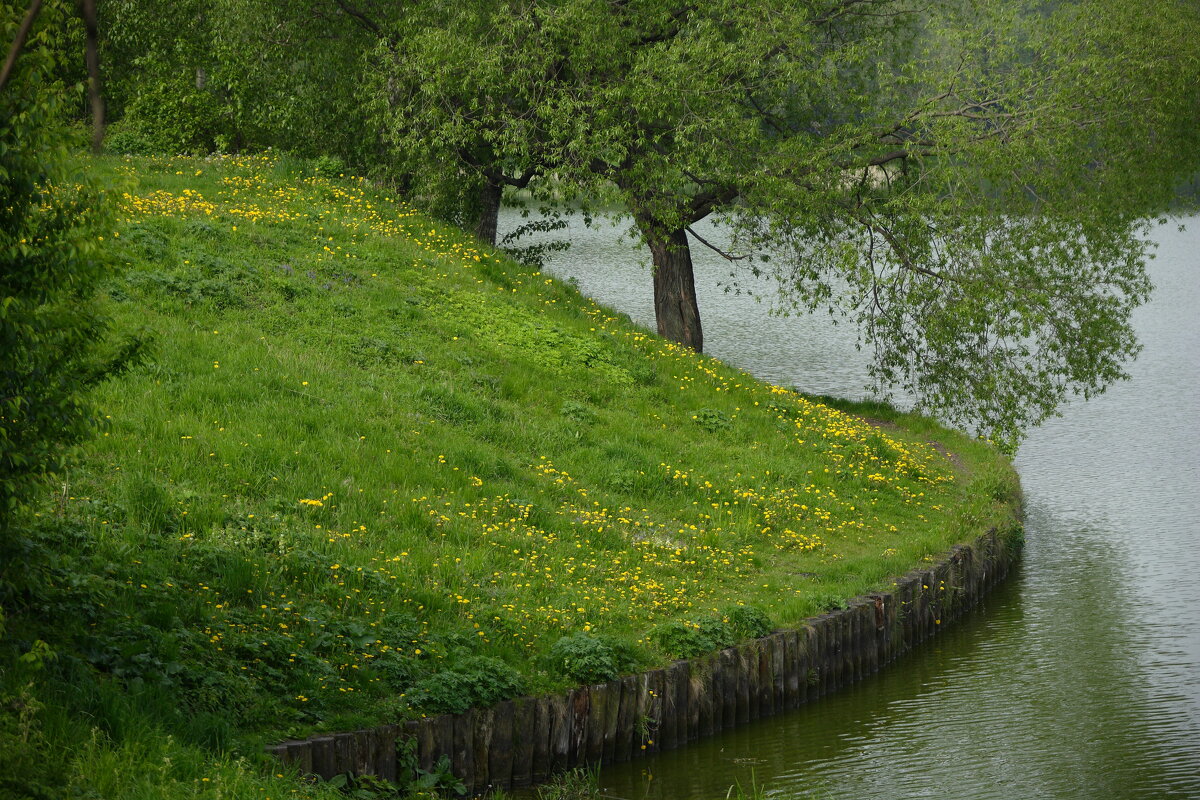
[644,225,703,352]
[474,180,503,246]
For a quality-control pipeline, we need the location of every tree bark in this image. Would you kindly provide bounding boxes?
[80,0,104,153]
[474,179,503,246]
[642,225,703,352]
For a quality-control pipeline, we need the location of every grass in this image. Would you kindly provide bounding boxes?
[0,152,1019,799]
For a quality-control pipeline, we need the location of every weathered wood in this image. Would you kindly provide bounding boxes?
[532,696,552,782]
[334,733,357,777]
[488,700,515,791]
[634,671,652,752]
[472,705,494,792]
[759,639,776,718]
[646,669,664,754]
[585,684,606,765]
[549,693,571,775]
[432,715,454,770]
[658,663,680,750]
[569,688,590,767]
[451,711,475,792]
[353,729,375,776]
[614,674,638,763]
[512,698,535,788]
[719,648,737,728]
[735,645,751,724]
[284,740,313,775]
[372,725,398,782]
[311,735,337,780]
[602,679,621,763]
[781,629,799,710]
[687,663,703,741]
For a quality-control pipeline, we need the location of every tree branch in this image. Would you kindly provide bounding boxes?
[686,226,752,261]
[0,0,43,94]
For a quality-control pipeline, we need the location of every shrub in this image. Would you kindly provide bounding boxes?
[722,605,773,639]
[650,616,735,659]
[549,633,618,684]
[410,656,525,714]
[1,0,144,545]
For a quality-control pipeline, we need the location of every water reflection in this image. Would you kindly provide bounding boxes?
[497,211,1200,800]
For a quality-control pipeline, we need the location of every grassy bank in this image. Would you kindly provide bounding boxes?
[0,153,1019,799]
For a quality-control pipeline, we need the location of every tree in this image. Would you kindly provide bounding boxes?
[1,0,140,538]
[529,0,1200,445]
[372,0,558,244]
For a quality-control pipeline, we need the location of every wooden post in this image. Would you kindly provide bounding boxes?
[512,698,535,788]
[585,684,606,765]
[311,736,337,780]
[614,675,638,763]
[569,688,590,767]
[549,693,571,775]
[532,697,552,782]
[452,711,475,792]
[472,705,493,792]
[488,700,515,791]
[602,679,622,763]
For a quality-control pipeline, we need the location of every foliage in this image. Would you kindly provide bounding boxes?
[410,657,526,715]
[0,0,141,540]
[535,767,602,800]
[547,632,642,685]
[371,0,1200,445]
[721,605,773,639]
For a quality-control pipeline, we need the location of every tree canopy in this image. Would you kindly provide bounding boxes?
[91,0,1200,445]
[372,0,1200,446]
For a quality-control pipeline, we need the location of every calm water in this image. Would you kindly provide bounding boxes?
[497,211,1200,799]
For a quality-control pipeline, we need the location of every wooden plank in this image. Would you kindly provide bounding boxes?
[781,630,799,710]
[770,633,786,713]
[532,696,552,782]
[585,684,606,765]
[548,692,571,774]
[333,733,356,777]
[659,665,679,751]
[719,648,737,729]
[452,710,475,792]
[646,669,664,754]
[568,688,590,767]
[488,700,515,792]
[311,735,337,781]
[512,698,535,788]
[614,675,638,763]
[602,679,621,764]
[284,740,312,775]
[735,645,751,724]
[353,729,375,776]
[687,660,703,741]
[472,705,493,792]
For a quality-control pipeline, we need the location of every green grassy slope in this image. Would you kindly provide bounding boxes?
[1,153,1019,799]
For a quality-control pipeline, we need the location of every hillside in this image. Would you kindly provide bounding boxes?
[1,153,1019,799]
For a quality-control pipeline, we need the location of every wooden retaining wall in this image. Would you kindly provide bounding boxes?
[267,524,1020,793]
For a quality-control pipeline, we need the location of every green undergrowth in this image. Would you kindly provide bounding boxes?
[0,153,1019,799]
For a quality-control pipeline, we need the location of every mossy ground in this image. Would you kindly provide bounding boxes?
[0,153,1019,800]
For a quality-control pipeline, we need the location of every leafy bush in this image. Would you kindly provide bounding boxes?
[410,656,525,714]
[692,407,732,432]
[722,605,773,639]
[0,0,144,544]
[549,633,619,684]
[650,617,735,659]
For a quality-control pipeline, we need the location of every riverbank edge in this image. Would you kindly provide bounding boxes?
[267,505,1023,794]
